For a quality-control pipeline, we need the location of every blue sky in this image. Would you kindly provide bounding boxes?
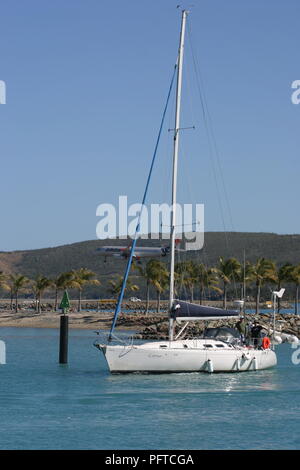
[0,0,300,251]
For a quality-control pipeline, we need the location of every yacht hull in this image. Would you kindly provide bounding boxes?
[98,340,277,373]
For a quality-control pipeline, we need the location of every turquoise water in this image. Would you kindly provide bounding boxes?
[0,327,300,450]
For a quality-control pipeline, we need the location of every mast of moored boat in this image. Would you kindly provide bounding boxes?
[168,10,188,341]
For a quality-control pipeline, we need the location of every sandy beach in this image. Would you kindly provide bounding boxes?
[0,310,113,329]
[0,298,167,330]
[0,306,169,331]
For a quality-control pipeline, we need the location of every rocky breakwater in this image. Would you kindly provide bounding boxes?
[132,312,300,341]
[116,312,167,330]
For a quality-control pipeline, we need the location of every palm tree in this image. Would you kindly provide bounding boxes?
[289,264,300,314]
[71,268,100,312]
[216,257,241,309]
[134,259,160,314]
[8,274,30,313]
[272,263,294,312]
[108,275,139,299]
[53,271,77,311]
[32,275,53,313]
[135,259,168,313]
[249,258,276,314]
[175,261,198,302]
[0,271,9,294]
[151,261,169,313]
[234,260,255,303]
[197,264,221,305]
[8,278,14,311]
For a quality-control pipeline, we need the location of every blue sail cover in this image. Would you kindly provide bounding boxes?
[172,300,239,322]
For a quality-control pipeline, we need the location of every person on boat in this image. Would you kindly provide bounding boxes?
[251,321,263,347]
[235,317,247,343]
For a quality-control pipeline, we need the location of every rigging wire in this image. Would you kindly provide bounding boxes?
[186,19,234,246]
[159,85,176,240]
[108,63,178,340]
[186,16,239,299]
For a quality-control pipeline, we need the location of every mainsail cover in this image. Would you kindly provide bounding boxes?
[172,300,239,322]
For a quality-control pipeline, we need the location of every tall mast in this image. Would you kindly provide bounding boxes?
[168,9,188,340]
[243,249,246,301]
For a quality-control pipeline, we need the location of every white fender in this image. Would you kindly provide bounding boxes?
[207,359,214,373]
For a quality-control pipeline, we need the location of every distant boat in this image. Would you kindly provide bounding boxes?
[94,10,277,373]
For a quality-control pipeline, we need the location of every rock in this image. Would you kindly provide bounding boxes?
[157,321,169,332]
[133,334,143,339]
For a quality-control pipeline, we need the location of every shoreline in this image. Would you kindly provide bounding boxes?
[0,310,116,330]
[0,308,299,339]
[0,310,168,331]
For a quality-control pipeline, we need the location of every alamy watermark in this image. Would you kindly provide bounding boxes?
[0,80,6,104]
[0,340,6,364]
[96,196,204,250]
[291,342,300,365]
[291,80,300,104]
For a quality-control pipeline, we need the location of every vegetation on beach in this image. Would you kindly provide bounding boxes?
[0,269,99,313]
[71,268,101,312]
[108,275,139,299]
[1,254,300,314]
[7,274,30,313]
[135,260,169,313]
[216,257,241,309]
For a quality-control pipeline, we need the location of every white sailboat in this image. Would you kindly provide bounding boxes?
[94,10,277,373]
